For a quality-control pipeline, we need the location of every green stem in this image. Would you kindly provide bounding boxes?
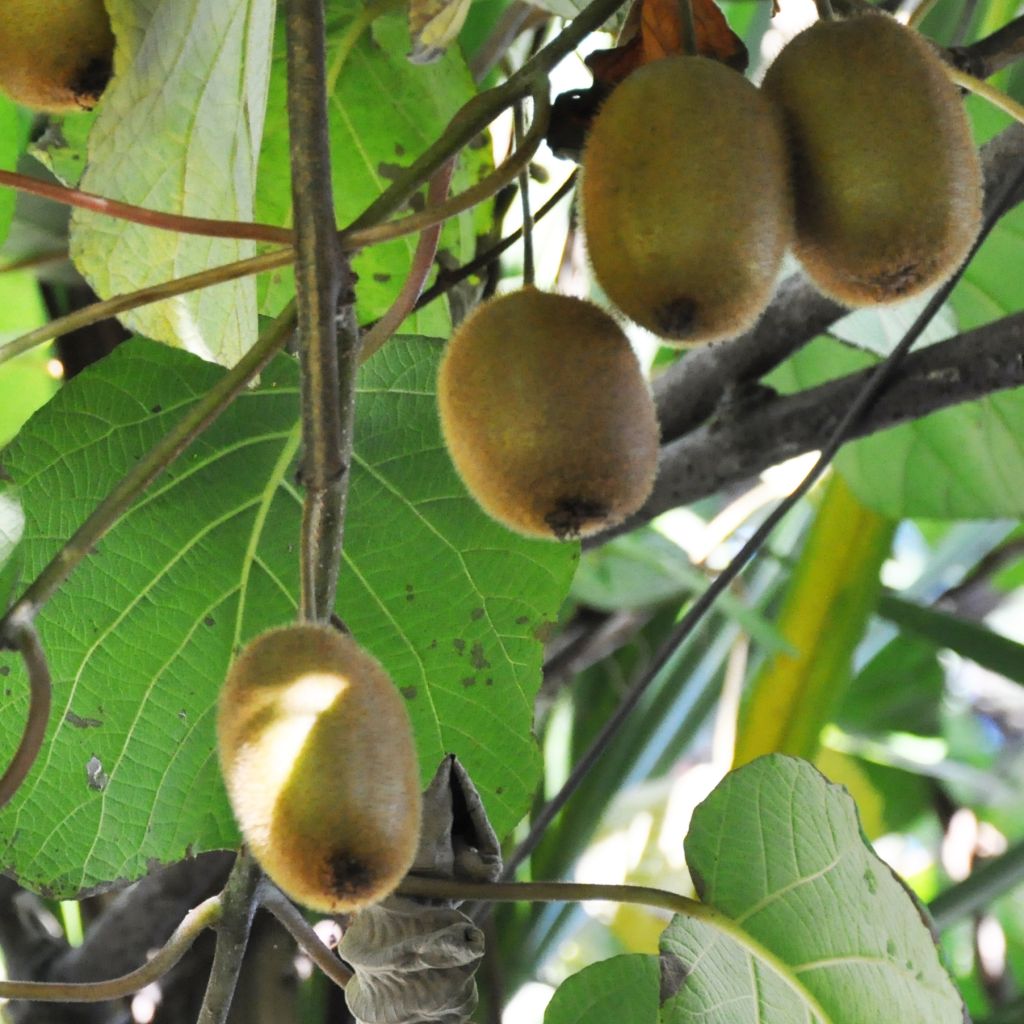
[0,895,221,1001]
[946,65,1024,126]
[396,876,834,1022]
[0,248,293,370]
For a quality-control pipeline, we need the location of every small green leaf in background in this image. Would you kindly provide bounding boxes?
[660,755,965,1023]
[70,0,276,364]
[543,954,658,1024]
[770,337,1024,519]
[0,95,29,246]
[0,271,57,447]
[256,0,483,340]
[0,336,575,896]
[879,594,1024,686]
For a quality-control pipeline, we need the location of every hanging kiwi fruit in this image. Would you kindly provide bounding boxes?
[762,12,983,306]
[580,55,793,344]
[437,287,660,540]
[217,624,422,913]
[0,0,115,112]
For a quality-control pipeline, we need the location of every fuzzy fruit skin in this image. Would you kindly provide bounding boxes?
[437,288,660,540]
[217,625,421,913]
[0,0,114,112]
[762,13,982,306]
[581,56,792,344]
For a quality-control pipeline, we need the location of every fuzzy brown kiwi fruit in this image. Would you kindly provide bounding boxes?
[217,624,421,913]
[0,0,115,113]
[762,12,983,305]
[437,287,659,540]
[581,56,792,344]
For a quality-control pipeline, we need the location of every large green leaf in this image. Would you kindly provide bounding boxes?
[255,2,483,339]
[543,955,659,1024]
[770,337,1024,519]
[0,337,574,896]
[660,755,964,1023]
[69,0,276,363]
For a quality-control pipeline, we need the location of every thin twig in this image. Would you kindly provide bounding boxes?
[0,248,293,369]
[0,615,51,809]
[196,852,262,1024]
[287,0,354,623]
[950,13,1024,79]
[512,102,535,287]
[947,66,1024,126]
[0,169,292,244]
[0,894,221,1001]
[411,171,577,314]
[259,885,353,990]
[397,876,832,1020]
[359,158,457,362]
[0,304,296,626]
[350,0,628,231]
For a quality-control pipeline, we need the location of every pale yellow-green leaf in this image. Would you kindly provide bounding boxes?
[70,0,275,364]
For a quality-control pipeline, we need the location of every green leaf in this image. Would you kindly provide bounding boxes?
[0,95,28,246]
[660,755,964,1023]
[0,271,56,447]
[839,634,944,738]
[0,337,574,896]
[769,336,1024,519]
[69,0,275,363]
[543,954,659,1024]
[0,485,24,611]
[878,594,1024,686]
[255,3,483,339]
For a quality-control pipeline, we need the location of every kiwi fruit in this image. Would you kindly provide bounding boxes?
[217,624,421,913]
[437,287,659,540]
[581,56,792,344]
[0,0,115,113]
[762,13,983,305]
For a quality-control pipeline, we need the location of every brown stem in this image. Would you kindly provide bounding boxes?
[359,158,457,362]
[0,170,292,245]
[0,616,51,809]
[259,885,353,990]
[196,852,261,1024]
[287,0,355,624]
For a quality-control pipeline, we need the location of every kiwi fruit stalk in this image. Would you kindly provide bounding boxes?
[437,287,660,540]
[0,0,115,112]
[217,624,421,913]
[581,55,792,344]
[762,13,983,305]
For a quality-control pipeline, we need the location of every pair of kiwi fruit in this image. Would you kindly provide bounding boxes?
[217,624,421,913]
[0,0,115,113]
[581,12,983,339]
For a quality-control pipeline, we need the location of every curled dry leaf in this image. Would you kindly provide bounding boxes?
[586,0,747,89]
[408,0,474,63]
[338,756,501,1024]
